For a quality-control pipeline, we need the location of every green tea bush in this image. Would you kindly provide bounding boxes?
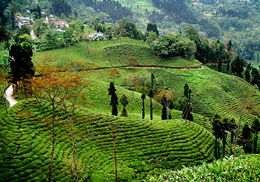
[146,155,260,182]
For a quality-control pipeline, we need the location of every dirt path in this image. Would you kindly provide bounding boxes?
[4,85,18,107]
[126,65,205,70]
[30,29,37,40]
[92,65,205,71]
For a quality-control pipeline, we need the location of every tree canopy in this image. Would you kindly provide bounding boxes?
[9,42,35,82]
[152,33,196,59]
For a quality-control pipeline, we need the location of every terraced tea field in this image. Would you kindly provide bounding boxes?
[85,66,260,125]
[0,99,214,181]
[133,67,260,124]
[33,37,202,71]
[2,38,260,181]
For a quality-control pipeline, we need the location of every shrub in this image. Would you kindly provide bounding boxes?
[145,155,260,182]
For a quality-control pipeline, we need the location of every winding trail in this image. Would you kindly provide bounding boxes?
[30,29,37,40]
[92,65,205,71]
[4,85,18,107]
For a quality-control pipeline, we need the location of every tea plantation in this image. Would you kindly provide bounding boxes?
[0,99,214,181]
[1,38,260,181]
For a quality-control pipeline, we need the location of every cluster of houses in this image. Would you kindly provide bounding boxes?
[16,13,106,40]
[44,16,69,32]
[16,16,34,29]
[16,14,69,33]
[88,32,106,40]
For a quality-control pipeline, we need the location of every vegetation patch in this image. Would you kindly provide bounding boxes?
[0,99,214,181]
[146,155,260,182]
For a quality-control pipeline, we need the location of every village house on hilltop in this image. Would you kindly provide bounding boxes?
[88,31,107,40]
[44,15,69,28]
[16,16,34,29]
[43,15,69,32]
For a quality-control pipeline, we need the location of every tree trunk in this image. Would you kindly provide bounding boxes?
[222,137,226,157]
[230,131,234,154]
[214,139,220,159]
[48,121,56,182]
[132,90,135,105]
[112,126,118,182]
[254,132,258,154]
[142,98,145,119]
[150,97,153,120]
[112,105,118,116]
[70,122,79,182]
[162,106,167,120]
[217,139,221,159]
[233,118,242,159]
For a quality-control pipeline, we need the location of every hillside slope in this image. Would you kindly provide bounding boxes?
[0,99,214,181]
[33,39,260,124]
[33,38,202,70]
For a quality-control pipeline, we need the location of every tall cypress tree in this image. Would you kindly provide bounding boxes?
[228,118,237,154]
[161,94,167,120]
[148,90,154,120]
[184,84,189,98]
[251,118,260,153]
[141,93,146,119]
[227,40,232,51]
[120,94,128,117]
[108,82,118,116]
[242,124,252,154]
[251,68,259,86]
[245,63,251,82]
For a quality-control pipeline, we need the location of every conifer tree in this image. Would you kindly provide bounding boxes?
[149,73,155,120]
[212,114,222,159]
[161,94,167,120]
[184,84,189,98]
[251,68,259,86]
[227,40,232,51]
[141,93,146,119]
[251,118,260,153]
[148,90,154,120]
[231,56,244,77]
[120,94,128,117]
[184,83,192,101]
[228,118,237,154]
[168,99,174,119]
[245,63,251,82]
[108,82,118,116]
[241,124,252,154]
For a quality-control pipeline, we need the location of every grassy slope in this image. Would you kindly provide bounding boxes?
[33,38,202,70]
[160,67,260,124]
[86,65,260,125]
[0,99,214,181]
[3,39,260,181]
[78,75,212,131]
[33,38,260,123]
